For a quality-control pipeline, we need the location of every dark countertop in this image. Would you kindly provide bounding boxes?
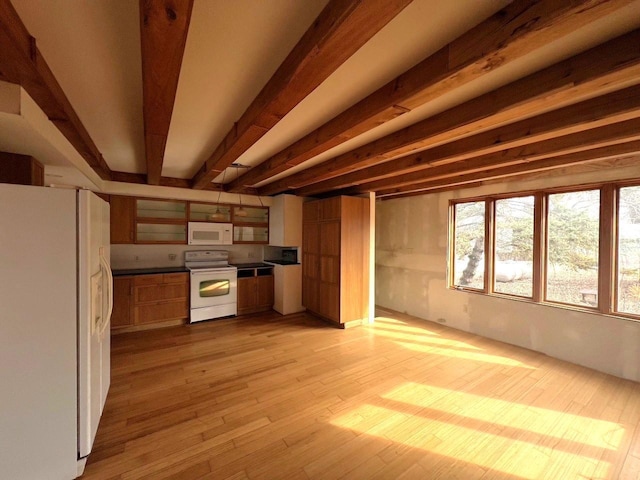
[264,260,301,266]
[231,262,274,269]
[112,266,189,276]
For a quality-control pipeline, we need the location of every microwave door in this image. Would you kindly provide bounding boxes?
[188,223,232,245]
[193,230,221,243]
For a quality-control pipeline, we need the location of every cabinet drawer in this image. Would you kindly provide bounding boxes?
[163,272,188,284]
[135,283,187,303]
[134,274,164,286]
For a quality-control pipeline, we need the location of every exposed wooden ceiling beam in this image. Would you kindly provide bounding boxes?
[0,0,111,180]
[111,171,199,189]
[140,0,193,185]
[190,0,413,189]
[295,84,640,196]
[346,119,640,196]
[375,143,640,198]
[235,0,636,194]
[261,28,640,196]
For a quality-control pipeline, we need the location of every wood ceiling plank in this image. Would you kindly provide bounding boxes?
[295,84,640,196]
[375,144,640,198]
[260,28,640,196]
[140,0,193,185]
[190,0,413,189]
[350,119,640,195]
[236,0,636,194]
[0,0,111,179]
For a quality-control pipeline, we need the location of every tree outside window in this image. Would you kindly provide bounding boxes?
[494,196,534,297]
[617,186,640,315]
[453,201,485,289]
[545,190,600,306]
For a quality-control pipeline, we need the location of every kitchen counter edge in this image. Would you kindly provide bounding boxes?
[112,266,189,276]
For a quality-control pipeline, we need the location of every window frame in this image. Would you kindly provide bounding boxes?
[449,200,488,292]
[543,188,601,310]
[448,179,640,323]
[491,194,536,300]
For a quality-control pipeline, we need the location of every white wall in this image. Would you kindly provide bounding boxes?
[376,163,640,382]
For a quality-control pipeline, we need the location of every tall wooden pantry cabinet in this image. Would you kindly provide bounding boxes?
[302,196,370,326]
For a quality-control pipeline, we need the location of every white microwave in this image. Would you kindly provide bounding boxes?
[188,222,233,245]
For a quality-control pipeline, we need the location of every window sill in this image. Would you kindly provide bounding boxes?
[449,286,640,324]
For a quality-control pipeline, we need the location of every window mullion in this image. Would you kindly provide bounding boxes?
[485,200,494,294]
[599,185,615,314]
[533,193,545,303]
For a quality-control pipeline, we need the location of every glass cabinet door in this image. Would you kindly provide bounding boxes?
[189,203,231,222]
[233,226,269,243]
[232,206,268,224]
[136,223,187,243]
[136,199,186,219]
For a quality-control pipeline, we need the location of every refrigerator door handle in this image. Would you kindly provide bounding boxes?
[99,247,113,335]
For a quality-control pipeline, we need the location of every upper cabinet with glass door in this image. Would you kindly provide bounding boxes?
[190,203,232,223]
[232,206,269,244]
[136,199,187,220]
[232,206,268,224]
[135,198,187,243]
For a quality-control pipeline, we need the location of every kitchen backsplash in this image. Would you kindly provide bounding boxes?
[110,244,263,269]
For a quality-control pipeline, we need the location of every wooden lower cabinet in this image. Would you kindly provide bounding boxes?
[112,272,189,330]
[237,270,274,315]
[111,276,134,328]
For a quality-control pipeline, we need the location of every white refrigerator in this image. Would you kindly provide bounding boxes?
[0,184,112,479]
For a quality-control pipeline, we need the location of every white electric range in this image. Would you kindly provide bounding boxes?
[185,250,238,322]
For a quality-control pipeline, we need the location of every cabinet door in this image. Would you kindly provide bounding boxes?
[319,197,341,221]
[257,275,274,309]
[320,221,340,256]
[136,199,187,220]
[189,203,231,222]
[110,196,135,244]
[237,277,257,312]
[233,226,269,244]
[111,276,133,328]
[134,301,188,325]
[303,277,320,314]
[318,283,339,322]
[232,206,268,224]
[303,201,320,223]
[302,220,320,314]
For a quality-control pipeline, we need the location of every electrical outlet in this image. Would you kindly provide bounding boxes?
[248,252,255,258]
[134,255,140,261]
[168,254,177,261]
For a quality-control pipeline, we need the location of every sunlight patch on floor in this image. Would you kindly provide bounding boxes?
[370,327,483,350]
[383,383,625,451]
[330,393,620,479]
[392,339,535,367]
[373,316,441,336]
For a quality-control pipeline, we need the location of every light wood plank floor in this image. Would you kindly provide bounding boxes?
[82,308,640,480]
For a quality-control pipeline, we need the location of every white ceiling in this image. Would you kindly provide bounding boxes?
[5,0,640,191]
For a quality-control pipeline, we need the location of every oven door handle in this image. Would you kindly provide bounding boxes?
[190,269,237,276]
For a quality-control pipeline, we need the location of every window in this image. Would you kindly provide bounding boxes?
[449,180,640,321]
[452,201,485,289]
[617,186,640,315]
[546,190,600,307]
[494,196,534,298]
